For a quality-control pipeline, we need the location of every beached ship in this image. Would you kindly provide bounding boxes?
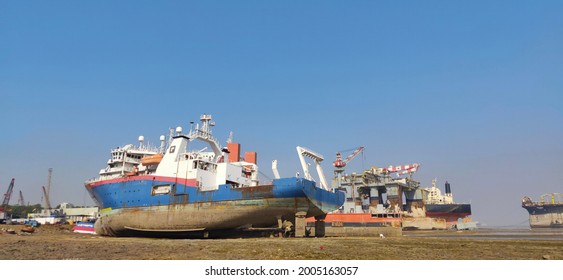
[85,114,345,237]
[305,159,420,236]
[423,179,474,229]
[72,221,96,234]
[305,147,477,234]
[522,193,563,229]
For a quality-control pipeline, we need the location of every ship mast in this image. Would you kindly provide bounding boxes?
[188,114,223,160]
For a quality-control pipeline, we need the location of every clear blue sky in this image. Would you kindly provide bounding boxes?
[1,1,562,227]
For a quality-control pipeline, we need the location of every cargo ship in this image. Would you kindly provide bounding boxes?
[522,193,563,229]
[72,221,96,234]
[423,179,474,229]
[85,114,345,237]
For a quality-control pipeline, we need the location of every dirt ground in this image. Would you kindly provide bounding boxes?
[1,224,562,260]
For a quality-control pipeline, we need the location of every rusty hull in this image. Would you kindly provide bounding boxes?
[95,197,326,237]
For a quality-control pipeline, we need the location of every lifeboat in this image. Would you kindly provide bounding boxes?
[126,166,139,176]
[141,154,163,166]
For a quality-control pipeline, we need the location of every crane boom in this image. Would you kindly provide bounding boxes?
[343,146,364,165]
[1,178,15,220]
[1,178,15,208]
[42,185,52,210]
[18,191,25,206]
[46,168,53,201]
[381,163,421,175]
[333,146,364,168]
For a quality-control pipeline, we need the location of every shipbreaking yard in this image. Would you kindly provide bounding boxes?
[1,224,562,260]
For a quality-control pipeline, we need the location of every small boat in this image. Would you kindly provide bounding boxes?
[73,221,96,234]
[141,154,163,166]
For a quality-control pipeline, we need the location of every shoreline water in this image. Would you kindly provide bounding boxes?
[404,227,563,241]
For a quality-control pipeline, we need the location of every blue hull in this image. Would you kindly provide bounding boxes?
[86,177,344,237]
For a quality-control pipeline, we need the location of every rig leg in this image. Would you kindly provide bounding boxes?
[315,215,326,237]
[294,211,307,238]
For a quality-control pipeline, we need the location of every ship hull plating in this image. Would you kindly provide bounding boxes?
[426,203,471,217]
[425,203,472,227]
[523,205,563,229]
[87,177,345,237]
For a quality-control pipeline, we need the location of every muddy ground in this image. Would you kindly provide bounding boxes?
[1,224,561,260]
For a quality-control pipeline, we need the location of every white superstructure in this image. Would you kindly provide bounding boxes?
[424,178,454,204]
[89,114,260,190]
[99,144,160,178]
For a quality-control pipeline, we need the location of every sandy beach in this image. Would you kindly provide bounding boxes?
[1,224,561,260]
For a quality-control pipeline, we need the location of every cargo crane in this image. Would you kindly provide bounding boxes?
[42,186,52,212]
[333,147,364,189]
[18,190,25,206]
[0,178,15,223]
[40,168,53,216]
[46,168,53,202]
[378,163,420,176]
